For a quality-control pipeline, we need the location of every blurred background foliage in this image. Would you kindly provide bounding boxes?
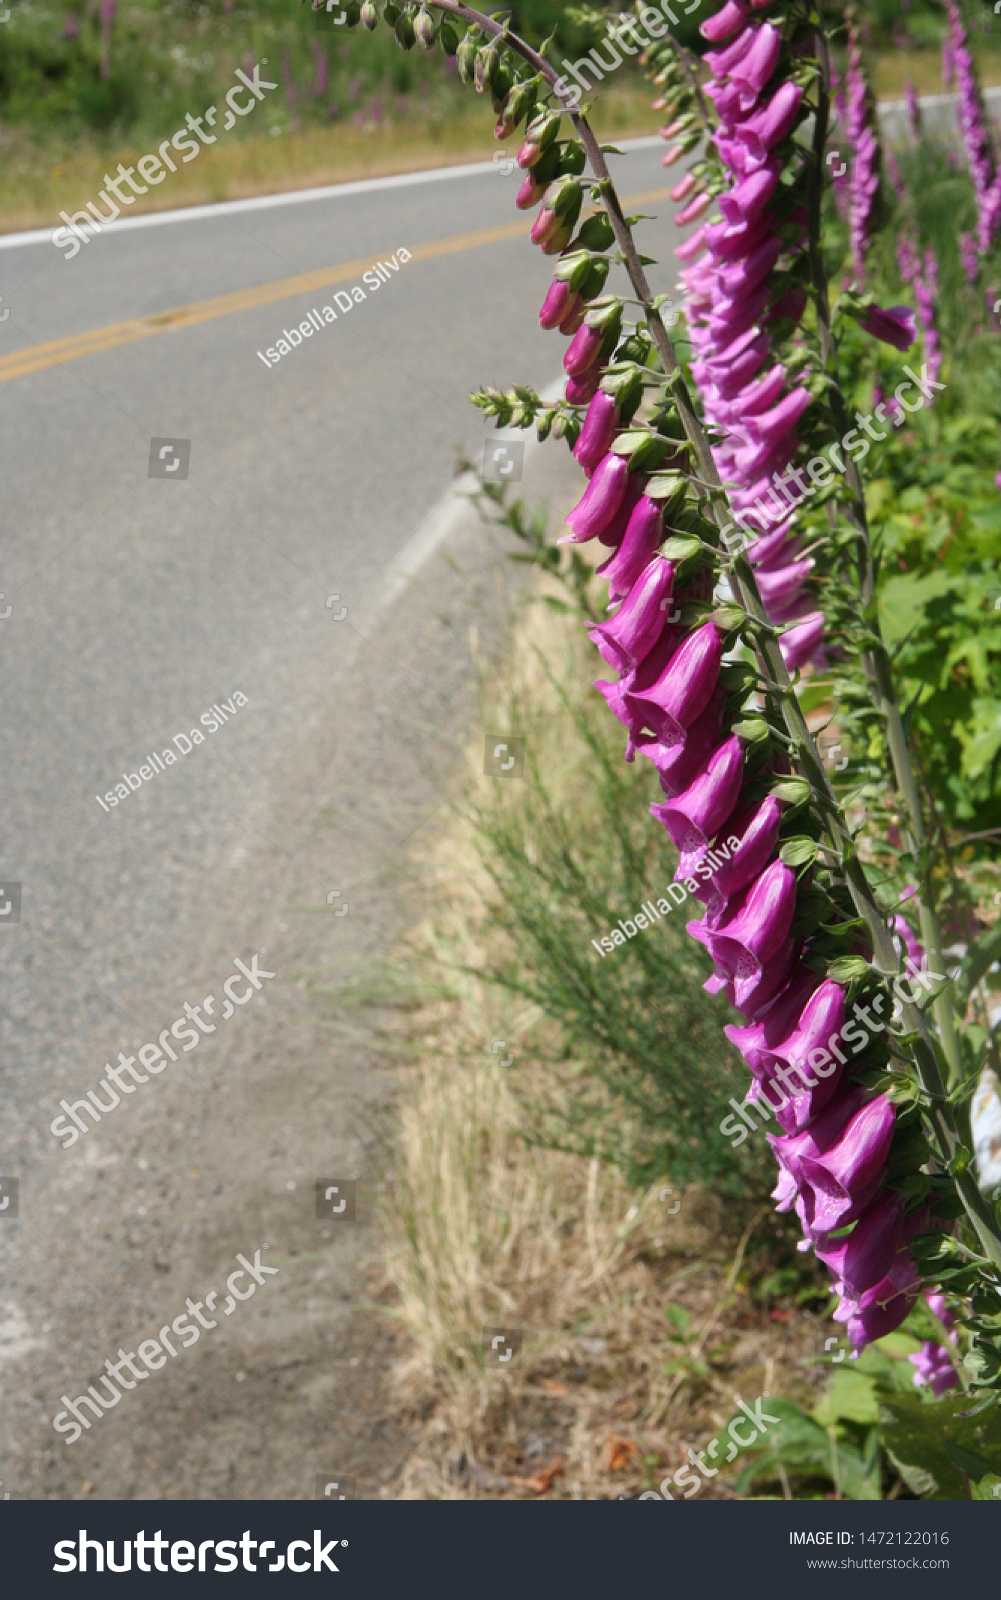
[5,0,1001,148]
[0,0,594,143]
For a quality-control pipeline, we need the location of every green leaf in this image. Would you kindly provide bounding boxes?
[879,1391,1001,1499]
[646,472,689,501]
[780,837,820,869]
[664,1303,692,1337]
[661,534,702,563]
[771,777,811,805]
[827,956,872,984]
[712,604,747,633]
[732,716,770,744]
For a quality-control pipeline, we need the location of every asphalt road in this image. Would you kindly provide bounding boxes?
[0,135,678,1499]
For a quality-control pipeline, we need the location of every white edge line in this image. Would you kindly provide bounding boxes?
[360,377,566,627]
[0,136,665,254]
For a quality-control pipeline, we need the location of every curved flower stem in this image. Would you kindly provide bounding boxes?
[807,23,963,1092]
[419,2,1001,1269]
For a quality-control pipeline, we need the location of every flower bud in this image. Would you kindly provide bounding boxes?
[439,19,458,54]
[456,32,478,82]
[394,11,415,50]
[414,6,435,49]
[495,79,537,140]
[565,370,601,406]
[360,0,378,27]
[475,42,500,93]
[491,64,514,113]
[573,389,620,471]
[516,173,547,211]
[539,278,580,331]
[517,109,561,168]
[564,322,604,377]
[541,221,575,256]
[561,452,632,545]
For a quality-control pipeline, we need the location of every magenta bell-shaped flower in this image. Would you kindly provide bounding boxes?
[776,1091,896,1236]
[909,1341,959,1396]
[640,684,727,796]
[859,303,918,351]
[624,620,724,747]
[704,858,797,1005]
[730,22,782,110]
[841,1277,920,1351]
[737,81,803,159]
[720,157,782,225]
[710,795,782,902]
[817,1193,909,1302]
[765,980,848,1132]
[596,473,645,550]
[704,23,757,80]
[724,967,820,1076]
[651,733,745,855]
[744,385,812,445]
[588,557,675,672]
[780,611,825,672]
[597,495,663,601]
[574,390,620,471]
[701,0,750,43]
[561,452,630,545]
[539,279,580,331]
[564,322,605,377]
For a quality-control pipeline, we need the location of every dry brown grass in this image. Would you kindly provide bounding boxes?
[0,85,654,235]
[375,589,832,1501]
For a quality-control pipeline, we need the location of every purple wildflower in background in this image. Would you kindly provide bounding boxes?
[904,80,921,144]
[946,0,999,254]
[960,231,979,286]
[909,1292,960,1396]
[99,0,115,78]
[313,42,329,98]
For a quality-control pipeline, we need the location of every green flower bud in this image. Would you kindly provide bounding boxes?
[490,64,514,112]
[414,5,435,48]
[495,79,537,140]
[383,1,401,20]
[543,175,582,221]
[475,41,500,94]
[394,10,415,49]
[439,19,459,55]
[456,32,478,82]
[556,140,586,177]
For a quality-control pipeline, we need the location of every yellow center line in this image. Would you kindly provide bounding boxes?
[0,187,673,386]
